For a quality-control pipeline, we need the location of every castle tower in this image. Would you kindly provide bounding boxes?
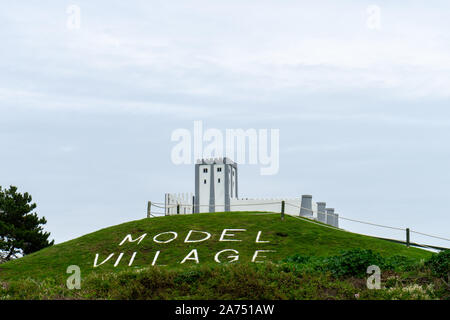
[326,208,335,226]
[194,158,238,213]
[317,202,327,223]
[300,195,313,217]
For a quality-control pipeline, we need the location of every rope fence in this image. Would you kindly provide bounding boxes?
[146,199,450,251]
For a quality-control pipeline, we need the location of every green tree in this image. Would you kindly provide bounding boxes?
[0,186,53,262]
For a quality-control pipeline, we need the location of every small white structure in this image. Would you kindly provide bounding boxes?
[195,158,238,213]
[165,193,194,215]
[164,157,339,228]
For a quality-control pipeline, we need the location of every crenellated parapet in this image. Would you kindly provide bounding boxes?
[162,159,340,228]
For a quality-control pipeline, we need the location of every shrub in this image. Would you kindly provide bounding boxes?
[1,262,449,300]
[322,249,385,278]
[384,255,417,272]
[283,254,311,264]
[174,269,204,284]
[425,250,450,279]
[284,250,422,278]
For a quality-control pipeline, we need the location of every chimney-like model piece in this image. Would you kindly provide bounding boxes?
[317,202,326,223]
[326,208,335,226]
[300,195,313,217]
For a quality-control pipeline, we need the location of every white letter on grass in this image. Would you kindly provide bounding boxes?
[184,230,212,243]
[255,231,270,243]
[251,250,276,263]
[114,253,124,267]
[119,233,147,246]
[214,249,239,263]
[152,250,166,266]
[128,252,137,266]
[153,231,178,243]
[219,229,246,241]
[93,253,115,267]
[180,249,199,264]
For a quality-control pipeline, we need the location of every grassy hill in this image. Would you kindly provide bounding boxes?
[0,212,431,282]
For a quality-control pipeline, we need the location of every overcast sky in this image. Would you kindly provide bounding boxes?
[1,1,449,248]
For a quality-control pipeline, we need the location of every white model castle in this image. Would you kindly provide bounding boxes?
[164,157,339,227]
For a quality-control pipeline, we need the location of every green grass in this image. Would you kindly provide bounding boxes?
[1,262,448,300]
[0,212,431,282]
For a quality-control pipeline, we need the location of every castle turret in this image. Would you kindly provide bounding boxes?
[317,202,327,223]
[326,208,335,226]
[194,158,238,213]
[300,195,313,217]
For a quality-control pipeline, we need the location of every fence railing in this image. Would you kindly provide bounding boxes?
[146,200,450,252]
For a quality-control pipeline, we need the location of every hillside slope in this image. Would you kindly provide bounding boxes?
[0,212,431,281]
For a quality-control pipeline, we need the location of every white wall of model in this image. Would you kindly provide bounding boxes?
[164,158,339,228]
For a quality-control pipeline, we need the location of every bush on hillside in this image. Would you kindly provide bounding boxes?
[425,250,450,280]
[384,255,417,272]
[1,262,447,300]
[283,249,411,278]
[282,254,311,264]
[323,249,385,278]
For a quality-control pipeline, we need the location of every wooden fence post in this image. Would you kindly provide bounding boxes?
[406,228,410,247]
[147,201,151,218]
[281,200,285,221]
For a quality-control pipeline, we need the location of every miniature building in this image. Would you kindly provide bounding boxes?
[194,158,238,213]
[164,158,339,228]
